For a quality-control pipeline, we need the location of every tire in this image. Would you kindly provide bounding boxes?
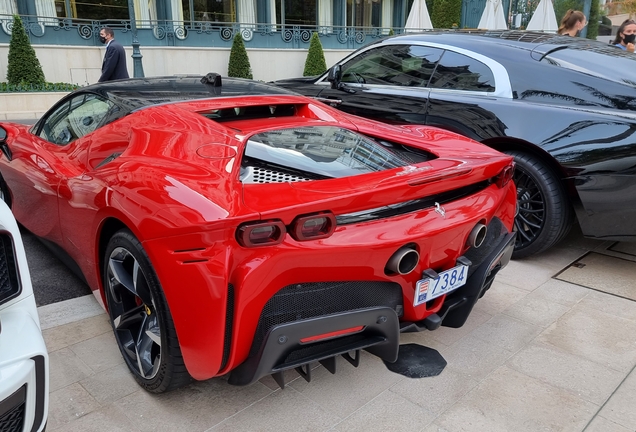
[103,229,191,393]
[506,151,573,259]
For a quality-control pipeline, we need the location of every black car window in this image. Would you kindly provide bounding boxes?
[540,46,636,89]
[340,45,443,87]
[429,51,496,92]
[39,94,115,146]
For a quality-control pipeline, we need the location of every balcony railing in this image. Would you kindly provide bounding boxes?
[0,14,422,49]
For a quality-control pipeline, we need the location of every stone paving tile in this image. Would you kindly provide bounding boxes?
[49,404,141,432]
[494,258,558,292]
[585,415,634,432]
[42,313,111,352]
[469,313,543,353]
[507,342,625,405]
[471,280,529,316]
[113,379,273,432]
[597,368,636,430]
[209,387,341,432]
[537,303,636,373]
[69,331,124,374]
[79,362,140,405]
[47,382,102,431]
[48,347,95,392]
[329,389,435,432]
[390,367,479,416]
[434,366,599,432]
[440,335,514,382]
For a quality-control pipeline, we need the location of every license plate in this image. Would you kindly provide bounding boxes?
[413,264,468,306]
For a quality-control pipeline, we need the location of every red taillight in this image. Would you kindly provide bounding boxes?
[495,162,515,188]
[236,220,286,247]
[290,212,337,241]
[300,326,365,344]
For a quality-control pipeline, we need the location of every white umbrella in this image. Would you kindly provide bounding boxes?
[404,0,433,31]
[526,0,558,32]
[478,0,508,30]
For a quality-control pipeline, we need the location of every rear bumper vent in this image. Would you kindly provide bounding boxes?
[0,232,20,306]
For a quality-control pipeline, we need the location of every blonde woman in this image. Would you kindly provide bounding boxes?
[557,10,586,36]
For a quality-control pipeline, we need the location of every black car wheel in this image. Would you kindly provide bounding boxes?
[104,229,191,393]
[506,151,572,259]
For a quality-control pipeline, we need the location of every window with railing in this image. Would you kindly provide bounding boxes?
[181,0,237,23]
[53,0,129,20]
[346,0,382,27]
[274,0,317,26]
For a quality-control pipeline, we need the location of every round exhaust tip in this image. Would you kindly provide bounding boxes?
[468,223,487,249]
[386,247,420,275]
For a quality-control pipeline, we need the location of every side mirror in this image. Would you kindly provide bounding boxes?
[0,127,6,142]
[327,65,342,90]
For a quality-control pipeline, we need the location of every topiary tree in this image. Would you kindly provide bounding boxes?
[303,32,327,77]
[431,0,462,28]
[7,15,46,86]
[227,32,252,79]
[586,0,600,39]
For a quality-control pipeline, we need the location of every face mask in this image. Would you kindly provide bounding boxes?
[624,34,636,44]
[99,36,107,44]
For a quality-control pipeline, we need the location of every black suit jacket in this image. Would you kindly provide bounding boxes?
[98,40,129,82]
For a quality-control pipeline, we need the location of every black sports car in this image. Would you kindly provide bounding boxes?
[274,30,636,258]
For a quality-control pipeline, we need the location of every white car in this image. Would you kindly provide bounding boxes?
[0,199,48,432]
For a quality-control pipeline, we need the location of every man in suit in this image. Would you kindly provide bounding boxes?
[98,27,129,82]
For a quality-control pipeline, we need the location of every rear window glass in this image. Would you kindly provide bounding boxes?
[241,126,434,182]
[540,46,636,88]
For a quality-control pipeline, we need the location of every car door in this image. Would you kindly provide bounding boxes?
[315,44,444,125]
[424,49,511,141]
[1,93,113,246]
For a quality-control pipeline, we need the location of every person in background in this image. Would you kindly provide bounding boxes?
[557,10,587,36]
[98,27,129,82]
[613,19,636,53]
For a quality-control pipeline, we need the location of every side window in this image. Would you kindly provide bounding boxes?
[340,45,443,87]
[429,51,496,92]
[39,94,116,145]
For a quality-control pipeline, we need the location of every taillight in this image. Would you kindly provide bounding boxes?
[289,212,336,241]
[495,162,515,188]
[236,220,286,247]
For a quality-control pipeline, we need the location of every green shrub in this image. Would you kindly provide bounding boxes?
[7,15,46,86]
[227,33,252,79]
[303,32,327,77]
[0,82,80,93]
[586,0,600,39]
[431,0,461,28]
[388,28,395,35]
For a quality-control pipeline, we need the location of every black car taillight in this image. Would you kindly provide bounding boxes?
[289,212,336,241]
[494,162,515,188]
[236,220,286,247]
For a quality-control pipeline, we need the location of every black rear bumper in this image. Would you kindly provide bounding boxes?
[228,306,400,387]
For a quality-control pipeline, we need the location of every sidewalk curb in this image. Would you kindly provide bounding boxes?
[37,294,104,330]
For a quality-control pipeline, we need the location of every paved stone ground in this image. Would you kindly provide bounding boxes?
[37,225,636,432]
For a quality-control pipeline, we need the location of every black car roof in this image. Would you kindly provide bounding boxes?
[80,75,297,112]
[375,30,626,61]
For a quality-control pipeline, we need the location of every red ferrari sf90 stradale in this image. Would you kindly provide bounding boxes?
[0,74,516,393]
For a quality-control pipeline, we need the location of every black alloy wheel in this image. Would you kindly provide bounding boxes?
[506,151,572,259]
[104,229,191,393]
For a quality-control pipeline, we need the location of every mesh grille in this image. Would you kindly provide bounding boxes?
[242,166,312,184]
[250,281,403,356]
[0,386,26,432]
[0,233,19,304]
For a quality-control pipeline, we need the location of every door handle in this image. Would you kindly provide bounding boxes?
[314,97,342,107]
